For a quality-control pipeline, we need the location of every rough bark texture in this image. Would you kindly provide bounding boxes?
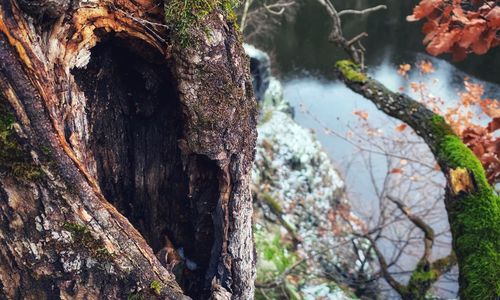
[336,60,500,300]
[0,0,257,299]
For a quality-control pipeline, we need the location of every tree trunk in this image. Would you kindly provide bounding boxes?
[336,60,500,300]
[0,1,257,299]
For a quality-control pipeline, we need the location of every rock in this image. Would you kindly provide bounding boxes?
[244,44,271,102]
[244,43,294,116]
[249,44,376,299]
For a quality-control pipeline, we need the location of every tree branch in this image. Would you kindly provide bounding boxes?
[387,196,434,262]
[315,0,386,68]
[338,5,387,17]
[335,61,500,299]
[264,1,295,15]
[360,234,407,295]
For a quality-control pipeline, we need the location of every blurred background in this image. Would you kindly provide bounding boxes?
[241,1,500,299]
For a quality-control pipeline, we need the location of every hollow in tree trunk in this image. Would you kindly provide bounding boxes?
[0,1,257,299]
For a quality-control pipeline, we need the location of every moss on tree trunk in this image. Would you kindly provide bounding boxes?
[0,0,257,299]
[335,60,500,300]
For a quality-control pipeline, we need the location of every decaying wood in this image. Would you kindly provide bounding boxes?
[0,0,257,299]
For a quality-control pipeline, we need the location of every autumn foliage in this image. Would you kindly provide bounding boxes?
[398,61,500,184]
[408,0,500,60]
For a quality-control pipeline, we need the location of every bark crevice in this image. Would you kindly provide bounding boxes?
[71,36,221,298]
[0,1,257,298]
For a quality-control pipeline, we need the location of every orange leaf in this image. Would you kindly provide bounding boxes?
[353,110,369,120]
[458,23,487,49]
[471,29,497,55]
[452,7,469,24]
[414,0,500,59]
[395,123,408,132]
[398,64,411,76]
[479,99,500,118]
[390,168,403,174]
[487,118,500,132]
[408,0,444,21]
[419,60,435,74]
[426,28,461,56]
[422,19,439,34]
[486,6,500,27]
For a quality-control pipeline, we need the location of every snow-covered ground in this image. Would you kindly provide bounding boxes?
[248,44,373,300]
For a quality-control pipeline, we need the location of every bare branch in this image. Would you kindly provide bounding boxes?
[338,5,387,17]
[346,32,368,47]
[264,1,295,15]
[264,5,285,15]
[431,252,457,277]
[240,0,254,30]
[387,196,434,262]
[356,234,407,295]
[315,0,385,67]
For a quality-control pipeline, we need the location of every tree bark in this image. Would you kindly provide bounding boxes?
[336,60,500,300]
[0,1,257,299]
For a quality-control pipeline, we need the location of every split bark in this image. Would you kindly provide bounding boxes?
[0,0,257,299]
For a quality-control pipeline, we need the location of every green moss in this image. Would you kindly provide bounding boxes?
[438,136,491,191]
[260,110,273,125]
[411,270,437,282]
[0,103,43,180]
[410,264,438,283]
[429,117,500,299]
[441,139,500,299]
[150,280,162,295]
[261,193,284,215]
[428,115,456,144]
[405,262,440,299]
[335,60,367,84]
[164,0,239,46]
[127,292,144,300]
[222,0,239,23]
[62,222,114,261]
[254,227,297,279]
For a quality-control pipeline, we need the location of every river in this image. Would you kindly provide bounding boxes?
[251,0,500,298]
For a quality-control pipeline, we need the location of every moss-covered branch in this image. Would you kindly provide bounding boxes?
[335,60,500,300]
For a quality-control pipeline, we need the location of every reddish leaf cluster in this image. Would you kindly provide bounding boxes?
[408,0,500,60]
[462,119,500,183]
[397,61,500,184]
[454,80,500,184]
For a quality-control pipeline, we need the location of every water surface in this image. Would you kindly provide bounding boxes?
[254,0,500,298]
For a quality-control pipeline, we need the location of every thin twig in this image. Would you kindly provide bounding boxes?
[338,5,387,17]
